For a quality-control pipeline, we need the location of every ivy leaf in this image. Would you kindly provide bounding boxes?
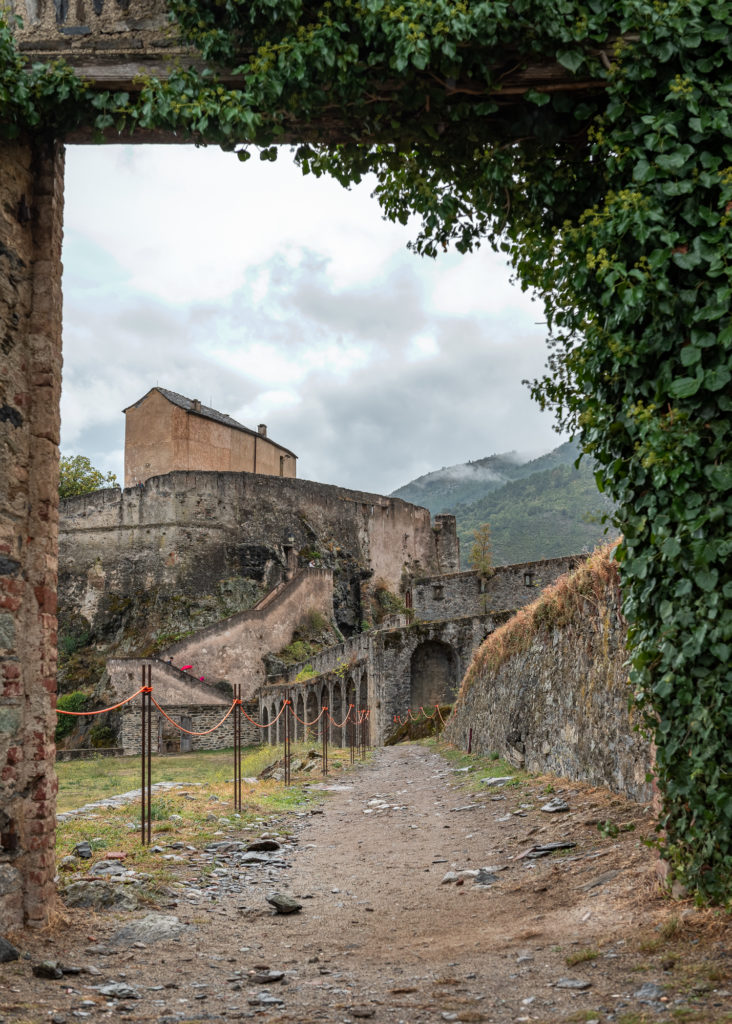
[668,376,701,398]
[556,49,585,73]
[694,570,719,592]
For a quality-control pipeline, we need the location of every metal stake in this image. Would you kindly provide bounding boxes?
[283,695,291,786]
[146,667,152,846]
[140,665,146,844]
[349,706,355,765]
[322,708,328,776]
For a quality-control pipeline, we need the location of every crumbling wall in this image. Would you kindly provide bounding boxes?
[0,138,65,930]
[443,552,652,802]
[411,555,581,621]
[58,471,458,677]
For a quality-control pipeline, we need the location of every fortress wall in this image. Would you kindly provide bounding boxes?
[0,139,64,931]
[59,471,457,637]
[412,555,582,621]
[443,561,652,802]
[119,701,260,755]
[161,569,334,696]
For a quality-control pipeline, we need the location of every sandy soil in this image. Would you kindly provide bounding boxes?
[3,744,730,1024]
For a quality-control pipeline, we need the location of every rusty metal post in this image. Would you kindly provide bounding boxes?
[468,727,473,755]
[146,665,152,845]
[283,694,291,786]
[349,705,355,765]
[233,685,240,812]
[322,707,328,776]
[140,665,146,844]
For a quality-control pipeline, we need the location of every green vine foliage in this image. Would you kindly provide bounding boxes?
[1,0,730,901]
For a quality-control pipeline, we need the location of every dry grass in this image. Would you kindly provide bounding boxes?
[457,542,621,698]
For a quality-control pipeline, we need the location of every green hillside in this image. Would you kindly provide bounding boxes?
[453,460,619,567]
[391,442,579,515]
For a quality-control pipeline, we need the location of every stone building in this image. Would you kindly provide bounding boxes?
[123,387,297,487]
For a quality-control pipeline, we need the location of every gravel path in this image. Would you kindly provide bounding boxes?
[4,745,730,1024]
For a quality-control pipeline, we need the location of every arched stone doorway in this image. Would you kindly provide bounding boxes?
[410,640,458,710]
[306,690,318,743]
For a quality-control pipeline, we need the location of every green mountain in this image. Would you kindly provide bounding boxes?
[391,442,618,566]
[454,460,618,566]
[391,442,579,515]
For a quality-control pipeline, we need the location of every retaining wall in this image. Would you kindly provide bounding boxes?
[411,555,581,621]
[443,557,652,802]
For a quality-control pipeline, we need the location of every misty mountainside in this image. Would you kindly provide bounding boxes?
[453,459,619,567]
[391,442,579,515]
[391,442,619,567]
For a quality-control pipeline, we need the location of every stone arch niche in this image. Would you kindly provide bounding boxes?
[410,640,459,710]
[305,689,318,742]
[295,693,305,742]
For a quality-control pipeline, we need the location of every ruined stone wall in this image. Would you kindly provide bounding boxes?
[58,470,458,645]
[412,555,581,622]
[161,569,334,697]
[120,701,260,754]
[0,138,64,930]
[107,657,231,706]
[443,563,652,802]
[263,613,507,746]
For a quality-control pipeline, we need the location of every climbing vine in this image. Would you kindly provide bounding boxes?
[1,0,730,901]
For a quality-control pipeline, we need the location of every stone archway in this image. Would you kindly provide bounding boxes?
[410,641,459,710]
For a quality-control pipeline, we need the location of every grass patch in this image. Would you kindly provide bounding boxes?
[55,742,356,885]
[565,947,599,966]
[418,737,528,791]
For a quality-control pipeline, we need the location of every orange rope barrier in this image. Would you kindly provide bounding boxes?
[435,704,448,726]
[57,687,146,715]
[289,705,327,727]
[240,701,288,729]
[419,705,437,720]
[151,696,236,736]
[327,704,355,729]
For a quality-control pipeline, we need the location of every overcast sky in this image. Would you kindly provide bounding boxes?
[61,145,565,495]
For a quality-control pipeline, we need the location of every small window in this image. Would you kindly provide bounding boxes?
[432,584,444,600]
[279,456,285,477]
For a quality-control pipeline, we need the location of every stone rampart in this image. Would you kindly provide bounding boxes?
[120,700,259,755]
[0,138,64,931]
[443,557,652,802]
[59,470,458,640]
[411,555,581,622]
[262,613,510,746]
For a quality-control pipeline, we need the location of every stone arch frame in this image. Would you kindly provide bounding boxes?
[409,639,460,711]
[261,704,269,745]
[330,679,344,748]
[271,701,279,746]
[295,692,305,743]
[345,676,357,746]
[306,689,318,743]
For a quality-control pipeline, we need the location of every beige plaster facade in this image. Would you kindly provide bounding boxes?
[123,388,297,487]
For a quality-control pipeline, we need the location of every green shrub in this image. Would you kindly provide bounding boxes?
[55,692,89,742]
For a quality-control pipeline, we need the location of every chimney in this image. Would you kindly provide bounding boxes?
[258,424,267,437]
[192,399,202,412]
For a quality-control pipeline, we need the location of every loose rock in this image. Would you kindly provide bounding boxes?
[111,913,189,946]
[266,892,302,915]
[0,936,20,963]
[32,960,64,980]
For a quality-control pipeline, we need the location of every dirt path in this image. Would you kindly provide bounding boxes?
[5,745,731,1024]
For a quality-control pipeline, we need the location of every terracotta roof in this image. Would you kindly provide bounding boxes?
[123,388,297,459]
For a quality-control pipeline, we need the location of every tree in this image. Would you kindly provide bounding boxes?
[469,523,493,580]
[59,455,118,499]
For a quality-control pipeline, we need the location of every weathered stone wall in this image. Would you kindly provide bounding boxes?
[120,701,260,754]
[58,470,459,648]
[443,560,652,802]
[263,613,509,746]
[106,569,333,710]
[0,138,64,930]
[411,555,581,622]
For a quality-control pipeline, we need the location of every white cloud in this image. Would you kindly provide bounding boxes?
[60,145,564,495]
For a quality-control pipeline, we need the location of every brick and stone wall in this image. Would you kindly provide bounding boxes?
[59,471,459,638]
[119,701,260,755]
[262,612,511,747]
[0,138,65,930]
[411,555,581,622]
[443,559,652,802]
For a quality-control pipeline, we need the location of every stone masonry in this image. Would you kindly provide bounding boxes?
[443,561,652,802]
[411,555,581,622]
[0,138,65,931]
